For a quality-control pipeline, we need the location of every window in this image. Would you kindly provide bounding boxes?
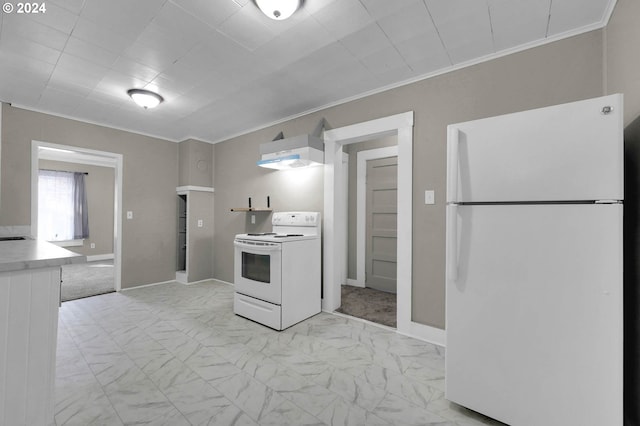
[38,170,89,241]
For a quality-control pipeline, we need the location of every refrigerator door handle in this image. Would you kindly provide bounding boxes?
[447,127,460,203]
[447,204,458,281]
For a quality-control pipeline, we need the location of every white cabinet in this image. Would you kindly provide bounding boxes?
[0,267,61,426]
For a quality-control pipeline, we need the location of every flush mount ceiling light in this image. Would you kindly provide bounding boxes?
[127,89,164,109]
[255,0,301,20]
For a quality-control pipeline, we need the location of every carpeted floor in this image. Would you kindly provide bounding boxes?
[61,259,115,302]
[335,284,397,328]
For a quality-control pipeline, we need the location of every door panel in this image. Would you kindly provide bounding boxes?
[445,203,623,426]
[366,156,398,293]
[372,188,397,205]
[447,94,623,203]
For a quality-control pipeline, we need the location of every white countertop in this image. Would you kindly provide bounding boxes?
[0,239,86,273]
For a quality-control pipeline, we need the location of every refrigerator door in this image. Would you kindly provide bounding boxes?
[447,94,623,203]
[445,203,623,426]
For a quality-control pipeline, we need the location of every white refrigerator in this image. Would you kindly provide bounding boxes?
[445,94,624,426]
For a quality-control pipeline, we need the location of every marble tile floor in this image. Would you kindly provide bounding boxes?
[55,280,503,426]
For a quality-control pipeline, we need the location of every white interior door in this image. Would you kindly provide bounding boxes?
[446,203,623,426]
[447,94,623,203]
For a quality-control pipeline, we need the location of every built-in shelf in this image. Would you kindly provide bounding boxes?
[230,208,272,212]
[177,194,187,274]
[176,185,214,193]
[175,187,214,284]
[231,196,271,213]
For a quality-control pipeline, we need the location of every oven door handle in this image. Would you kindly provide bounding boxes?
[234,240,281,252]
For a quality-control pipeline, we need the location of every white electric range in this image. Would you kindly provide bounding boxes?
[233,212,321,330]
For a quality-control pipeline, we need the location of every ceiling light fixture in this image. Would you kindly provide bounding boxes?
[127,89,164,109]
[255,0,301,20]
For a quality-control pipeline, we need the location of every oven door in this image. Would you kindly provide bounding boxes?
[234,239,282,304]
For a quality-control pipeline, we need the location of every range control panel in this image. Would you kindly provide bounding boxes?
[272,212,320,227]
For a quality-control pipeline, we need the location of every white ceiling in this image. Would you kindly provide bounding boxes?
[0,0,616,143]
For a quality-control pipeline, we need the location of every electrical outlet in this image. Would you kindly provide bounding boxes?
[90,243,95,249]
[197,219,203,228]
[127,211,133,219]
[251,215,256,224]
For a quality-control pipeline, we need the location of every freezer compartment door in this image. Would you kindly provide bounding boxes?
[447,94,623,203]
[445,204,622,426]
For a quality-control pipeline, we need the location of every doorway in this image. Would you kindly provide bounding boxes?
[323,111,415,334]
[336,140,399,327]
[31,141,123,295]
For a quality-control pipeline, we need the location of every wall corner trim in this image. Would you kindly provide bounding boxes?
[120,280,174,292]
[346,279,365,288]
[602,0,619,27]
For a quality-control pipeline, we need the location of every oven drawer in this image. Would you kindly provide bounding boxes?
[234,293,282,330]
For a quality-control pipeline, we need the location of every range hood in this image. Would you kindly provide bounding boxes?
[257,119,325,170]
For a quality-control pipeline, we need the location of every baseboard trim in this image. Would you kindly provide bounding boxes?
[397,321,446,348]
[120,280,174,292]
[213,279,234,287]
[179,278,216,286]
[327,310,396,332]
[326,306,446,347]
[346,279,365,288]
[86,254,114,262]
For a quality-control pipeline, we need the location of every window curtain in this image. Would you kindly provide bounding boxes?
[38,170,89,241]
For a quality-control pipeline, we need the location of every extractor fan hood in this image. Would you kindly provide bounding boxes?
[257,120,325,170]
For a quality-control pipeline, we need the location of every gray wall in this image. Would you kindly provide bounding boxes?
[213,128,324,283]
[187,190,214,282]
[179,138,214,188]
[178,138,215,282]
[344,135,397,281]
[606,0,640,127]
[38,160,115,257]
[0,105,178,289]
[213,30,604,329]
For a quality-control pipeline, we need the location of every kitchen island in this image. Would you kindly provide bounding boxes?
[0,239,85,426]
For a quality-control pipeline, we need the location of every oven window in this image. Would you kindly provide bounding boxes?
[242,252,271,283]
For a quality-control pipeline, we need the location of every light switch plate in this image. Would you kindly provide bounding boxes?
[425,190,435,205]
[127,211,133,219]
[251,215,256,224]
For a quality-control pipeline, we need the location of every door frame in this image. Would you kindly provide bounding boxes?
[324,111,446,345]
[324,111,414,332]
[31,141,124,292]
